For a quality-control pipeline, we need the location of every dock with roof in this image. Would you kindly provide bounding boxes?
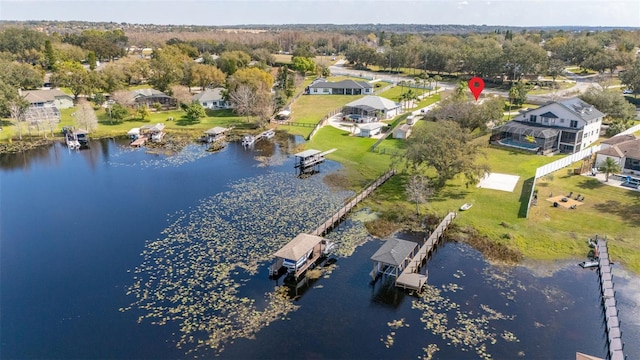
[370,212,457,291]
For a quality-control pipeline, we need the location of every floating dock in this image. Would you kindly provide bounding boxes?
[595,236,625,360]
[394,212,457,291]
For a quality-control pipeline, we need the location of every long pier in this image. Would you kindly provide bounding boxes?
[310,169,396,236]
[595,236,625,360]
[395,212,457,290]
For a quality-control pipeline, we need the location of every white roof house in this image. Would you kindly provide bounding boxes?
[343,96,402,120]
[493,98,605,154]
[192,88,230,109]
[308,79,374,95]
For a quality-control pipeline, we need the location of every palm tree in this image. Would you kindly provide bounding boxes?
[414,77,423,96]
[424,76,432,96]
[432,75,442,95]
[598,157,622,182]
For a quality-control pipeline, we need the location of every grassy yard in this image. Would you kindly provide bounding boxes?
[286,94,358,137]
[528,81,574,95]
[360,128,640,272]
[307,125,394,187]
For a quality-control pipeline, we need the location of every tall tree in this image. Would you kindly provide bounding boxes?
[190,64,226,90]
[405,120,490,187]
[620,59,640,96]
[44,39,56,70]
[148,46,187,92]
[50,61,92,100]
[8,96,29,139]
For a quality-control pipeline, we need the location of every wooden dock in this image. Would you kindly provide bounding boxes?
[130,136,148,147]
[310,169,396,236]
[595,236,625,360]
[271,169,396,280]
[395,212,457,291]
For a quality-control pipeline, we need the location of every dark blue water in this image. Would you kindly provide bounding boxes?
[1,139,638,359]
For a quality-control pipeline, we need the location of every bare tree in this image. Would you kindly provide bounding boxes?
[228,84,256,122]
[170,85,193,108]
[8,99,28,140]
[406,174,433,216]
[74,99,99,133]
[111,89,134,107]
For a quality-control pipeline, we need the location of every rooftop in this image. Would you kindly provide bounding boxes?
[204,127,227,135]
[345,95,400,111]
[274,233,325,261]
[294,149,322,158]
[371,238,418,267]
[309,79,373,89]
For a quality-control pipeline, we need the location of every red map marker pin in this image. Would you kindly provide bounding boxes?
[468,77,485,101]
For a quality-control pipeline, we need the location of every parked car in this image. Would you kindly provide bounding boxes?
[623,89,633,94]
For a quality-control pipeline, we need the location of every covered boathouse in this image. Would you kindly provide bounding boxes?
[270,233,331,280]
[370,238,419,280]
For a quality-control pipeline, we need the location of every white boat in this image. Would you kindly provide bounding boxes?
[579,260,599,268]
[242,135,255,147]
[460,203,473,211]
[263,129,275,139]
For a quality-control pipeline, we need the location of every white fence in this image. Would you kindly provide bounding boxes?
[534,145,602,179]
[616,123,640,136]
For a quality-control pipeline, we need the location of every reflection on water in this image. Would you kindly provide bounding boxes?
[1,138,638,359]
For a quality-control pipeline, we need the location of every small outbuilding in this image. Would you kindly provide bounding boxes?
[357,122,385,137]
[393,124,412,139]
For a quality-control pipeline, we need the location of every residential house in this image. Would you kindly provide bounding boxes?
[128,88,177,108]
[192,88,230,109]
[307,79,374,95]
[21,89,74,109]
[343,96,402,120]
[595,135,640,174]
[490,98,605,154]
[393,124,412,139]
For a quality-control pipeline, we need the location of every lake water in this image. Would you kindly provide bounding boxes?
[1,138,638,359]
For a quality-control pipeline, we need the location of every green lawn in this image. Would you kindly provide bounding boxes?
[360,130,640,272]
[528,81,574,95]
[307,125,395,187]
[286,94,359,137]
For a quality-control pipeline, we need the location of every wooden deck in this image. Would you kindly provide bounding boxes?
[595,236,625,360]
[395,212,457,290]
[130,136,148,147]
[310,169,396,236]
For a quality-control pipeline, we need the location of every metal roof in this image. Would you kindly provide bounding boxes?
[309,79,373,89]
[558,98,605,124]
[345,96,400,111]
[294,149,321,158]
[358,122,385,130]
[274,233,324,261]
[371,238,418,266]
[204,127,227,135]
[192,87,225,102]
[498,121,560,139]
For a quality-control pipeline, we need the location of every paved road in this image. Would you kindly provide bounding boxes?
[330,60,604,103]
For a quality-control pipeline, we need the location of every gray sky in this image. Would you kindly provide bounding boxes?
[1,0,639,27]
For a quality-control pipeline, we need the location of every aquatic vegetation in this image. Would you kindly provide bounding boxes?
[124,172,353,355]
[381,318,410,348]
[109,144,211,168]
[325,212,371,257]
[412,280,517,360]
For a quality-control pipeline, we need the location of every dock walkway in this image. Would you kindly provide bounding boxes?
[596,237,625,360]
[395,212,457,290]
[311,169,396,236]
